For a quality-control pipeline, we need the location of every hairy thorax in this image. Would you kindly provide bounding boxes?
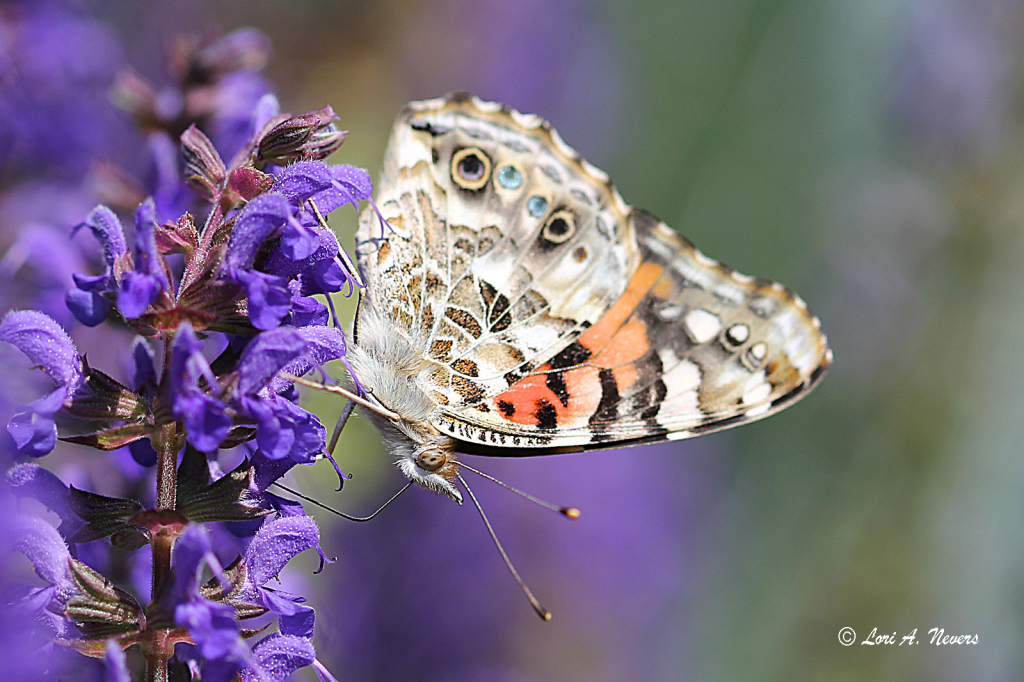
[348,299,463,502]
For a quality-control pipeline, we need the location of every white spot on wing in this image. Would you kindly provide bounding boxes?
[684,308,721,344]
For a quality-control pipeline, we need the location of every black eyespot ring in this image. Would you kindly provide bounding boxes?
[416,449,447,472]
[542,209,576,244]
[451,147,491,191]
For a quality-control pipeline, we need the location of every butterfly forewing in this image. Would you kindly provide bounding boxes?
[355,93,831,455]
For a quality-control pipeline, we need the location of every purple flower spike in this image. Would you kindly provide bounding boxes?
[242,635,316,682]
[118,198,168,319]
[0,310,83,456]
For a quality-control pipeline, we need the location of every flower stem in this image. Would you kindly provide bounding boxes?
[155,422,178,511]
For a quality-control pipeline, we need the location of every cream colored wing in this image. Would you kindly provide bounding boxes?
[355,93,831,453]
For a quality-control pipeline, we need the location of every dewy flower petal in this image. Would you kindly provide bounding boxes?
[8,515,75,602]
[242,634,315,682]
[71,205,127,269]
[236,327,307,396]
[0,310,82,388]
[242,516,319,590]
[0,310,83,455]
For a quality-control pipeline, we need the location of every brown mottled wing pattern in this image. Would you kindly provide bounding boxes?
[355,93,831,454]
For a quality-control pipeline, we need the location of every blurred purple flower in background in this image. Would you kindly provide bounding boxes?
[0,0,133,181]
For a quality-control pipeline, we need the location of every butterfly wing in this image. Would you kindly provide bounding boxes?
[355,94,831,454]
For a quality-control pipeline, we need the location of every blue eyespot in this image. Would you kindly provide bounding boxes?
[496,165,522,189]
[527,195,548,217]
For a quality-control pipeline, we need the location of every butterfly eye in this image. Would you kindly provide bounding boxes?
[416,449,448,472]
[451,147,491,190]
[542,210,576,244]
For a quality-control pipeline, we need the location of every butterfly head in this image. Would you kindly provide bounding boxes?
[373,416,462,503]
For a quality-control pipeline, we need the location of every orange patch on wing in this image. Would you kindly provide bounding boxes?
[578,262,663,354]
[591,316,650,369]
[493,366,602,429]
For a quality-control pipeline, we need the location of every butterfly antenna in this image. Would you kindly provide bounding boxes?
[456,472,552,621]
[457,461,580,519]
[271,480,413,522]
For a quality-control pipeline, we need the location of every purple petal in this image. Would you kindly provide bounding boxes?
[9,515,73,593]
[72,205,127,268]
[0,310,82,387]
[128,438,158,467]
[130,336,157,390]
[252,93,281,134]
[132,198,163,280]
[172,524,228,602]
[263,227,338,279]
[224,194,292,271]
[329,165,373,201]
[8,389,67,455]
[7,464,82,535]
[179,393,232,453]
[175,598,245,663]
[241,270,292,330]
[288,296,328,328]
[270,326,346,393]
[236,327,307,396]
[278,216,319,261]
[66,286,112,326]
[307,258,349,294]
[243,515,319,588]
[243,635,315,682]
[117,270,162,318]
[259,588,314,638]
[272,161,333,205]
[246,397,323,463]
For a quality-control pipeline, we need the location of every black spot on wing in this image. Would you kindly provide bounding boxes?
[534,399,558,430]
[549,342,592,370]
[545,371,570,408]
[591,368,620,423]
[497,400,516,417]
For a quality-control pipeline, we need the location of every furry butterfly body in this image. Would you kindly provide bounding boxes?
[348,93,831,502]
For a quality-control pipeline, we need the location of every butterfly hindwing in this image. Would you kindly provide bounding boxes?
[355,94,831,455]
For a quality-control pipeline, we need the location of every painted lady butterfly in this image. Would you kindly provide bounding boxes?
[348,93,831,505]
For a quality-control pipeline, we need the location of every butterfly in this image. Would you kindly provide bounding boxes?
[348,92,831,505]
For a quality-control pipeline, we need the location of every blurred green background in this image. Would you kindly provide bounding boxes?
[58,0,1024,678]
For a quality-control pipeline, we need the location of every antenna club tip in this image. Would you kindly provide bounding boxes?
[561,507,581,519]
[536,607,553,621]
